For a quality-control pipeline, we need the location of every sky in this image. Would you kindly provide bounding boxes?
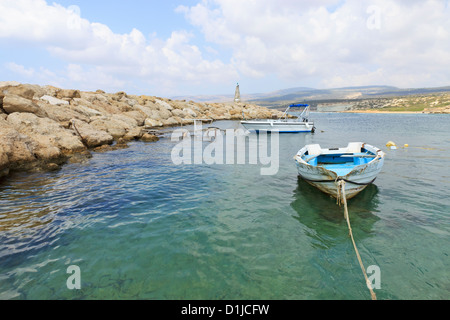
[1,0,450,97]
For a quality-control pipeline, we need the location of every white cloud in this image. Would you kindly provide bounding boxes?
[0,0,238,95]
[5,62,35,77]
[179,0,450,88]
[1,0,450,95]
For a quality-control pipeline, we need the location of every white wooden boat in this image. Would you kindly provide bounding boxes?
[294,143,385,200]
[241,104,315,133]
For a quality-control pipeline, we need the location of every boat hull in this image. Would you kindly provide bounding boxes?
[241,121,314,133]
[294,143,385,200]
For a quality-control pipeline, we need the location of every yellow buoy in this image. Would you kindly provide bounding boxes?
[404,144,409,148]
[386,141,397,148]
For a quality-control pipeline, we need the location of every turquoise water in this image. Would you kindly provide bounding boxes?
[0,113,449,300]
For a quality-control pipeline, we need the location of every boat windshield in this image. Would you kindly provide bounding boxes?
[280,104,310,122]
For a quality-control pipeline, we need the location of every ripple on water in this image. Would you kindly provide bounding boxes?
[1,115,449,300]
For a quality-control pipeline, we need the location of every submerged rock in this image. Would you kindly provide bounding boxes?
[141,133,159,142]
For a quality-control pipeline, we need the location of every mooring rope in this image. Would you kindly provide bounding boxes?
[338,180,377,301]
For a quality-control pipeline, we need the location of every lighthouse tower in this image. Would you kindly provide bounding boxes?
[234,83,241,104]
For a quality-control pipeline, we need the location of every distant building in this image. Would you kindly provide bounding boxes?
[234,83,241,103]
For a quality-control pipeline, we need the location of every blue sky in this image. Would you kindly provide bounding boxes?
[1,0,450,97]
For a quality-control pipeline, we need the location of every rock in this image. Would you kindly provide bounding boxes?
[37,101,90,126]
[0,140,10,178]
[70,100,104,117]
[56,89,81,100]
[71,119,114,148]
[43,85,61,97]
[122,110,146,126]
[134,105,155,118]
[115,91,127,99]
[171,109,186,118]
[146,109,162,121]
[80,92,110,104]
[89,117,130,139]
[120,96,138,107]
[111,114,139,128]
[0,106,7,119]
[0,117,46,170]
[144,118,163,127]
[141,133,159,142]
[45,163,61,171]
[0,81,20,88]
[2,94,45,116]
[0,117,36,162]
[1,84,46,100]
[155,99,173,111]
[122,127,143,141]
[183,108,198,118]
[40,95,70,106]
[163,117,181,126]
[7,112,85,155]
[156,107,172,120]
[67,150,93,164]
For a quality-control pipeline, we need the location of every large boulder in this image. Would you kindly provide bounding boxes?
[0,84,46,100]
[183,108,198,118]
[171,109,187,118]
[71,119,114,148]
[162,117,181,126]
[56,89,81,100]
[2,94,46,116]
[134,105,157,118]
[40,95,70,106]
[155,99,173,111]
[122,110,146,126]
[144,118,163,128]
[0,117,39,169]
[89,117,132,139]
[156,107,172,120]
[7,112,85,155]
[122,127,143,141]
[36,101,90,127]
[111,114,139,128]
[70,99,104,117]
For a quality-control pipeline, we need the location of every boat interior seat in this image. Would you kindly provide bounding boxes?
[347,142,363,154]
[307,144,322,156]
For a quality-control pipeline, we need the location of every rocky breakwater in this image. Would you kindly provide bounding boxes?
[0,82,283,178]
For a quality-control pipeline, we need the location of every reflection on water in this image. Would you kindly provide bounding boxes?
[291,177,380,249]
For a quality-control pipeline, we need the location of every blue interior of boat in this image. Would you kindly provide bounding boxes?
[305,152,374,177]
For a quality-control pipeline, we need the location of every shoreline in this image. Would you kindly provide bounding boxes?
[0,82,284,180]
[340,110,425,114]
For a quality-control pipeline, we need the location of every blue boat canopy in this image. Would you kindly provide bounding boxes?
[289,104,309,108]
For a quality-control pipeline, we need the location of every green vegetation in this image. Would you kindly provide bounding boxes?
[380,94,450,112]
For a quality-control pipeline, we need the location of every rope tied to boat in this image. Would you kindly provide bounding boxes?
[337,180,377,301]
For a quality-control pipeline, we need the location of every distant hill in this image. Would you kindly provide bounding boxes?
[173,85,450,108]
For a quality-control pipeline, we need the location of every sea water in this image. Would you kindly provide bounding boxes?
[0,113,449,300]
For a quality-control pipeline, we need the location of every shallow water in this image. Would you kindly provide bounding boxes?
[0,113,449,300]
